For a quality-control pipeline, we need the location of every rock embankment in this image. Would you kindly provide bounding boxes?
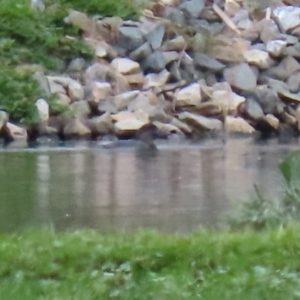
[2,0,300,146]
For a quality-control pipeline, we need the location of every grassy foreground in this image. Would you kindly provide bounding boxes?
[1,225,300,300]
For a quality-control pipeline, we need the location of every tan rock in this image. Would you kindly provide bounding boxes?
[56,93,71,106]
[63,118,91,136]
[143,69,170,89]
[70,100,91,118]
[35,98,49,122]
[48,80,65,94]
[88,112,114,135]
[91,82,112,102]
[6,122,27,139]
[161,36,186,52]
[211,90,245,114]
[112,111,137,122]
[176,83,202,107]
[68,79,84,101]
[243,49,273,69]
[266,40,287,57]
[124,73,145,86]
[113,91,139,111]
[110,58,140,75]
[278,90,300,102]
[225,0,241,16]
[178,112,223,131]
[170,118,193,134]
[114,119,146,132]
[264,114,280,130]
[225,116,255,133]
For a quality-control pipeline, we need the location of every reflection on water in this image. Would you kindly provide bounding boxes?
[0,137,295,233]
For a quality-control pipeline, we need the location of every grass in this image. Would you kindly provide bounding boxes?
[2,224,300,300]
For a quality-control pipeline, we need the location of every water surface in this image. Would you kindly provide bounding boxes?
[0,137,296,233]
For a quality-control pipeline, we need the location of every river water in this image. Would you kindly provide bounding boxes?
[0,137,297,234]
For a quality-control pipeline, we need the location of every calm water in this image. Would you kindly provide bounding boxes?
[0,137,297,234]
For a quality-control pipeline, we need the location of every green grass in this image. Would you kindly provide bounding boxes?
[1,224,300,299]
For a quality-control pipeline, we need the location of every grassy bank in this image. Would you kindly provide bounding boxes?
[1,225,300,300]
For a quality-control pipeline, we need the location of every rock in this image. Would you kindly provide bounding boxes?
[224,63,257,91]
[266,40,287,57]
[57,93,72,106]
[193,53,226,71]
[260,19,281,44]
[90,82,112,102]
[284,43,300,58]
[0,111,8,130]
[68,79,84,101]
[162,51,180,65]
[225,116,255,133]
[88,112,114,136]
[32,71,50,97]
[243,49,273,69]
[278,90,300,102]
[142,51,166,72]
[295,106,300,131]
[267,56,300,80]
[127,92,153,114]
[273,6,300,32]
[113,90,139,111]
[175,83,202,107]
[263,77,289,94]
[112,111,137,122]
[178,112,223,131]
[84,63,110,84]
[98,100,118,114]
[143,69,170,89]
[64,10,93,33]
[118,26,144,52]
[210,36,251,63]
[67,58,85,73]
[244,93,264,120]
[114,119,146,133]
[170,118,193,134]
[110,58,140,75]
[6,122,27,140]
[70,100,91,118]
[64,118,91,137]
[152,121,182,135]
[145,23,165,50]
[35,98,49,122]
[237,18,253,30]
[30,0,45,11]
[264,114,280,130]
[129,42,152,61]
[48,79,65,94]
[163,6,185,24]
[256,88,285,115]
[287,71,300,93]
[211,90,245,114]
[180,0,205,18]
[161,36,186,52]
[281,34,298,45]
[124,73,145,86]
[225,0,241,17]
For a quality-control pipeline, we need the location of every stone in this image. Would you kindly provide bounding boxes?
[193,53,226,71]
[170,118,193,134]
[176,83,202,107]
[84,63,110,84]
[70,100,91,118]
[67,58,85,73]
[114,119,146,133]
[162,51,180,65]
[124,73,145,86]
[266,40,287,57]
[284,43,300,58]
[263,77,289,94]
[0,111,8,130]
[30,0,45,11]
[243,49,273,69]
[88,112,114,135]
[128,92,153,114]
[64,118,91,137]
[91,82,112,102]
[48,79,65,94]
[224,63,257,91]
[161,36,186,52]
[267,56,300,80]
[180,0,205,18]
[57,93,71,106]
[237,18,253,30]
[145,23,165,50]
[129,42,152,61]
[68,79,84,101]
[6,122,27,140]
[163,7,185,24]
[273,6,300,32]
[278,90,300,102]
[260,19,281,44]
[281,34,298,45]
[113,90,139,111]
[112,111,137,122]
[295,106,300,131]
[143,69,170,89]
[264,114,280,130]
[225,116,255,133]
[64,10,93,33]
[211,90,245,114]
[256,87,285,115]
[117,26,144,52]
[35,98,49,122]
[152,121,181,135]
[178,112,223,131]
[224,0,241,17]
[32,71,50,97]
[210,36,251,63]
[244,93,264,120]
[287,71,300,93]
[142,51,166,72]
[110,58,140,75]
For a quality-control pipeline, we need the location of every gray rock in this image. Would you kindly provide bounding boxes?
[266,40,287,57]
[287,71,300,93]
[163,6,185,24]
[284,43,300,58]
[245,94,264,120]
[267,56,300,80]
[32,71,51,97]
[145,23,165,50]
[180,0,205,19]
[193,53,226,71]
[88,112,114,136]
[84,63,110,84]
[70,100,91,119]
[142,51,166,72]
[67,58,86,73]
[256,88,285,115]
[98,100,118,114]
[263,77,289,94]
[118,26,144,52]
[273,6,300,32]
[223,63,257,91]
[260,19,281,44]
[129,42,152,61]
